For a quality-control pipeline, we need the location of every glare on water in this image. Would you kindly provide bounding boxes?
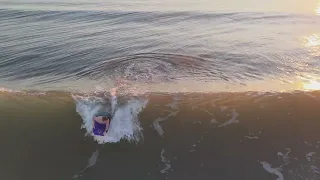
[316,1,320,15]
[303,80,320,90]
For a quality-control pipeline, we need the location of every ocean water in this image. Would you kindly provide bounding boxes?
[0,1,320,180]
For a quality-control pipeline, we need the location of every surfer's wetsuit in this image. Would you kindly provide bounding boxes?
[92,96,117,136]
[93,112,111,136]
[93,121,108,136]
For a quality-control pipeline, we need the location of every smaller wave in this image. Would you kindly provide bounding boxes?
[72,94,148,144]
[0,87,20,93]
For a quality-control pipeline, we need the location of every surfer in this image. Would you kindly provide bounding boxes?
[92,88,117,136]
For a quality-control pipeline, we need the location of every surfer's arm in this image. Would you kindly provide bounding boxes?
[111,95,117,115]
[110,88,117,116]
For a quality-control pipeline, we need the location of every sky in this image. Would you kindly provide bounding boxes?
[0,0,319,15]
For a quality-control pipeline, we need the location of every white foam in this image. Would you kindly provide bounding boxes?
[160,148,171,174]
[87,150,99,168]
[306,152,315,161]
[277,152,283,157]
[218,109,239,127]
[73,95,148,144]
[210,118,218,124]
[73,95,104,135]
[260,161,284,180]
[73,149,100,178]
[153,98,179,136]
[244,136,259,139]
[153,111,179,136]
[304,141,312,146]
[0,87,17,92]
[311,165,320,174]
[277,148,291,166]
[153,117,165,137]
[306,152,320,162]
[244,130,263,140]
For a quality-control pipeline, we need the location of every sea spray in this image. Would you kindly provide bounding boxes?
[72,94,148,144]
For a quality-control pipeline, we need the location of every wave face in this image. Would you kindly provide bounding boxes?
[0,91,320,180]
